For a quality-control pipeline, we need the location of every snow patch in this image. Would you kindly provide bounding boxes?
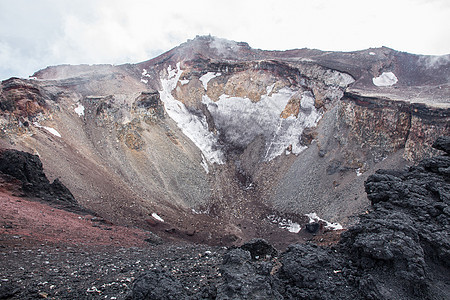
[199,72,221,90]
[267,215,301,233]
[142,69,150,77]
[305,212,343,230]
[373,72,398,87]
[74,103,85,116]
[201,154,209,174]
[151,213,164,222]
[160,63,225,164]
[369,52,376,56]
[140,69,151,84]
[300,92,315,110]
[180,79,190,85]
[356,168,363,176]
[192,208,209,215]
[33,122,61,138]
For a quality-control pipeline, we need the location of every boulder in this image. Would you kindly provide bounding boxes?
[126,269,187,300]
[432,136,450,154]
[240,238,278,260]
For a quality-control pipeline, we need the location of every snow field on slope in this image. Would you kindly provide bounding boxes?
[33,122,62,138]
[151,213,164,222]
[160,63,322,165]
[159,63,225,165]
[203,89,322,161]
[141,68,151,84]
[267,214,301,233]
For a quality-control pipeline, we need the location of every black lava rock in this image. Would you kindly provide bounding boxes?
[0,283,19,299]
[0,149,77,205]
[217,248,282,300]
[125,268,187,300]
[432,136,450,155]
[278,243,359,300]
[240,238,278,260]
[305,222,320,233]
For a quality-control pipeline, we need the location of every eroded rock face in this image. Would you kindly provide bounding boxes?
[0,78,47,116]
[339,93,411,162]
[404,104,450,161]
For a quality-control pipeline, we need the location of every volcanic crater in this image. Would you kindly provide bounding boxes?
[0,36,449,299]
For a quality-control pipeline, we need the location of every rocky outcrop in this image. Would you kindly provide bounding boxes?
[339,91,450,163]
[339,92,411,162]
[283,137,449,299]
[0,78,47,117]
[0,149,80,209]
[404,103,450,161]
[239,238,278,260]
[132,91,165,121]
[433,136,450,153]
[0,78,51,139]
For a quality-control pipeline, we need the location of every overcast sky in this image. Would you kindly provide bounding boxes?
[1,0,449,80]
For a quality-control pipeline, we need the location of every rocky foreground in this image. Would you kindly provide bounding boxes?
[0,137,449,299]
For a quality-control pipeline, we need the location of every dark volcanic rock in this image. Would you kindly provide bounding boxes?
[217,248,282,300]
[305,222,320,233]
[339,138,450,299]
[278,243,359,300]
[274,138,450,299]
[125,268,187,300]
[240,238,278,260]
[432,136,450,154]
[0,149,79,207]
[0,283,19,299]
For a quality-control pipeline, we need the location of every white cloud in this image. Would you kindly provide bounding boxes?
[0,0,449,80]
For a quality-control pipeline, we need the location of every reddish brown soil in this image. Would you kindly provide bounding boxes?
[0,190,149,249]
